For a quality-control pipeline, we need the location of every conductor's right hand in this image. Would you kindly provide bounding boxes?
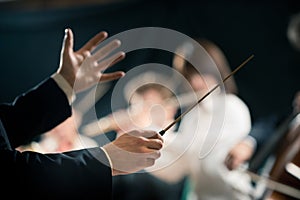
[103,130,163,176]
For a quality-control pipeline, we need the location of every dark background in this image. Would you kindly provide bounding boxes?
[0,0,299,125]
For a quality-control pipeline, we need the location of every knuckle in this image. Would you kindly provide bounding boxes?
[156,140,163,149]
[157,151,161,158]
[146,158,155,166]
[136,137,147,146]
[152,151,161,159]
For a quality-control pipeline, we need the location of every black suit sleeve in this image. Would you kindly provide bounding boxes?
[1,146,112,199]
[0,78,113,199]
[0,78,71,148]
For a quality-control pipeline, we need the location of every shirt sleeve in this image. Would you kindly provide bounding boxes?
[100,146,113,173]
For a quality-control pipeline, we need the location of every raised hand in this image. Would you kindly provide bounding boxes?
[57,28,125,93]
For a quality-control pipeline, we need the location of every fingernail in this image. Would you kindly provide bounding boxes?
[65,28,69,35]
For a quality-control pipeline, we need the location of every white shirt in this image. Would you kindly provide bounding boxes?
[147,92,253,200]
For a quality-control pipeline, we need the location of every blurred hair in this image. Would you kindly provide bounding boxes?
[134,83,174,100]
[174,38,238,94]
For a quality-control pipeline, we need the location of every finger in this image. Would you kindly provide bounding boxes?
[140,130,164,144]
[224,155,233,170]
[91,39,121,63]
[63,28,74,54]
[99,71,125,82]
[227,164,233,171]
[147,132,164,142]
[146,151,161,160]
[79,31,108,53]
[97,53,125,81]
[127,130,160,139]
[139,130,160,138]
[145,138,163,150]
[81,50,91,60]
[144,158,156,167]
[224,154,232,162]
[231,159,240,170]
[108,52,126,67]
[96,51,125,72]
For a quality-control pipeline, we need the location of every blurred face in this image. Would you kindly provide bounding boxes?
[188,73,217,93]
[129,88,176,129]
[130,89,165,128]
[172,54,185,73]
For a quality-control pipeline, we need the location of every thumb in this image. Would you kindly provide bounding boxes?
[62,28,74,53]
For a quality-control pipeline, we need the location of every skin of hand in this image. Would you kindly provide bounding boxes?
[224,92,300,171]
[57,28,125,93]
[224,140,254,170]
[103,130,164,176]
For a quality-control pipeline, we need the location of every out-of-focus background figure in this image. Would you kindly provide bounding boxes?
[87,38,254,200]
[16,83,110,153]
[112,77,187,200]
[171,38,253,200]
[1,1,300,199]
[225,11,300,200]
[17,111,99,153]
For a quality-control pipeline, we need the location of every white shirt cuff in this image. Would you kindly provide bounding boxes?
[100,146,113,169]
[51,73,75,105]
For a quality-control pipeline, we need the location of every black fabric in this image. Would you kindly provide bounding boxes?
[113,172,187,200]
[0,78,71,148]
[0,78,113,199]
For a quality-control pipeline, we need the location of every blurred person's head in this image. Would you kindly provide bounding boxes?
[287,12,300,51]
[173,38,237,94]
[128,83,178,129]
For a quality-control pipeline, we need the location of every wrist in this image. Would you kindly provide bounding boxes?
[51,73,75,104]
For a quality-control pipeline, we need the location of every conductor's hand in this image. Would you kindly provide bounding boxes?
[57,28,125,93]
[103,130,164,176]
[224,140,254,170]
